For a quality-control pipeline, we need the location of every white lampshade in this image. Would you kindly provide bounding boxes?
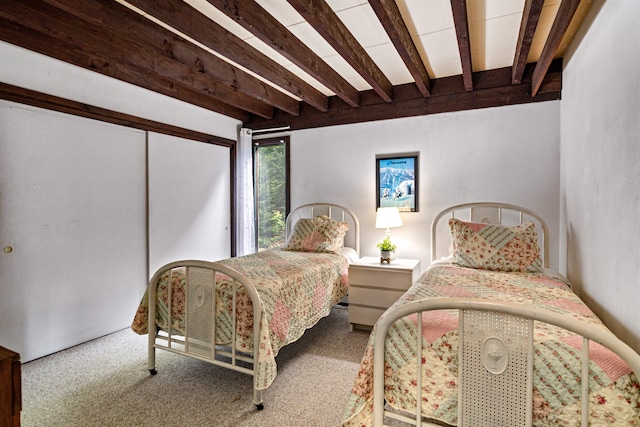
[375,207,403,229]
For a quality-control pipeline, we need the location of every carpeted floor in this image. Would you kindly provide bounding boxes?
[20,305,371,427]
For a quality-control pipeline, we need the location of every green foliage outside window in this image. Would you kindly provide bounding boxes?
[258,209,286,250]
[255,142,287,251]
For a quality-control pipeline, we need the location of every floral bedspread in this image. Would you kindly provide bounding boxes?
[342,263,640,426]
[132,249,349,390]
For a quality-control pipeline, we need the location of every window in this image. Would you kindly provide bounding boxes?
[254,136,290,251]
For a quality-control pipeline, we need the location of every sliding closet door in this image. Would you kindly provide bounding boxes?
[147,133,231,276]
[0,100,147,362]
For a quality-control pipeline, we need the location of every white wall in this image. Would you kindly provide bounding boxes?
[290,101,561,272]
[148,133,231,275]
[560,1,640,352]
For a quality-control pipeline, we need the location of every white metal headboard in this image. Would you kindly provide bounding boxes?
[430,202,549,268]
[285,203,360,256]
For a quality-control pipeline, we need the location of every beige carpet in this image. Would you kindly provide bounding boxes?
[21,305,371,427]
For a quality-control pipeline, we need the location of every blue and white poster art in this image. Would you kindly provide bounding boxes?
[376,154,418,211]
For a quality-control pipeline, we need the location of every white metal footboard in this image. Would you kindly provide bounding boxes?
[147,260,264,409]
[372,298,640,427]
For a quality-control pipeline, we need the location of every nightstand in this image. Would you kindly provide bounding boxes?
[348,256,421,330]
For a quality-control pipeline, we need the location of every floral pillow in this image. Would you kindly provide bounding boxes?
[283,215,349,254]
[448,218,543,273]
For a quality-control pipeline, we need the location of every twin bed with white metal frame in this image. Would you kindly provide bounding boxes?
[342,202,640,426]
[131,203,359,410]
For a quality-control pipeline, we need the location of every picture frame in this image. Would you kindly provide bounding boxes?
[376,152,419,212]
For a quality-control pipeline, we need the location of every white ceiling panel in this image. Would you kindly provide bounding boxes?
[335,3,392,49]
[419,29,463,78]
[326,0,370,13]
[469,0,525,21]
[401,0,456,36]
[367,43,414,85]
[470,12,523,71]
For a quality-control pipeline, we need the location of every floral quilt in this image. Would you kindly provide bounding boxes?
[132,249,349,390]
[342,263,640,426]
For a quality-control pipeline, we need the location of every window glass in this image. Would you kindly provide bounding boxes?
[254,137,289,251]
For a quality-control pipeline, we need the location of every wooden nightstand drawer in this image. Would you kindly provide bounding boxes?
[348,306,386,328]
[348,257,420,330]
[349,268,414,291]
[349,286,406,309]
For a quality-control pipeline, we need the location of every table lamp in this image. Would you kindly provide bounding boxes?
[375,207,403,263]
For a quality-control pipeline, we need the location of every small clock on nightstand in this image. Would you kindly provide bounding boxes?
[348,256,420,331]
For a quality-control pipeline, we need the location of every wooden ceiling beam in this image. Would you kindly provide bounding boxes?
[531,0,580,96]
[33,0,282,117]
[512,0,544,84]
[125,0,329,113]
[0,16,249,121]
[0,83,234,146]
[204,0,357,109]
[287,0,394,103]
[247,61,562,131]
[450,0,473,91]
[1,0,576,130]
[369,0,431,97]
[0,0,264,118]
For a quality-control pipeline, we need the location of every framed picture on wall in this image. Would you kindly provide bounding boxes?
[376,152,419,212]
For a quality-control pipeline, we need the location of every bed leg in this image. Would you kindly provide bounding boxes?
[147,346,157,375]
[148,327,157,375]
[254,389,263,410]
